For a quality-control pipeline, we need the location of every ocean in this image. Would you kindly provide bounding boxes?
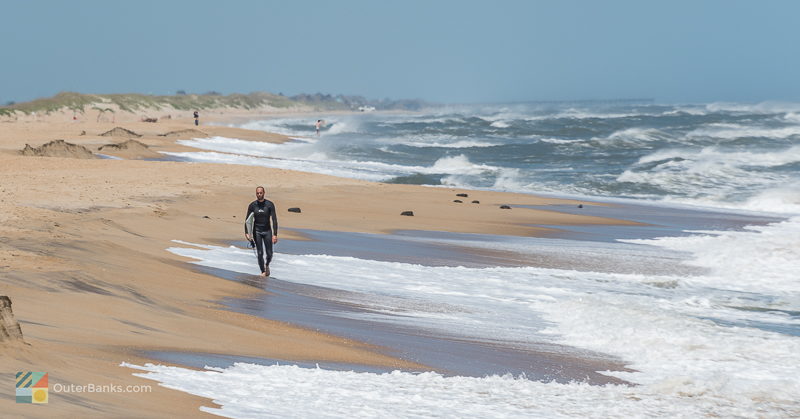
[131,102,799,417]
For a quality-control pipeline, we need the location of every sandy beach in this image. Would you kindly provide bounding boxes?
[0,111,639,416]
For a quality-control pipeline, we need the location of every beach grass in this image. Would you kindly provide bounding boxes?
[0,91,339,115]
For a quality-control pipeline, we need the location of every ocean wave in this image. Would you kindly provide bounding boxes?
[655,183,800,215]
[614,144,800,214]
[377,134,498,149]
[537,138,576,144]
[784,113,800,123]
[154,240,800,417]
[240,117,364,137]
[704,101,800,115]
[622,216,800,294]
[636,145,800,167]
[589,128,674,147]
[124,360,799,418]
[164,139,500,183]
[689,123,800,140]
[662,106,709,116]
[429,154,498,175]
[238,118,314,137]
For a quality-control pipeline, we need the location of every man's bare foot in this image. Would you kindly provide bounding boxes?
[265,267,270,277]
[260,272,267,277]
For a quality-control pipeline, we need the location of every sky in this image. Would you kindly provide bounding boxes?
[2,0,799,104]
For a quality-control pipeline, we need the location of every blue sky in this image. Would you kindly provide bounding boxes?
[2,0,798,104]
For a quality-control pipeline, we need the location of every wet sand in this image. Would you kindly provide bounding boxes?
[148,203,783,387]
[189,265,633,385]
[523,200,784,242]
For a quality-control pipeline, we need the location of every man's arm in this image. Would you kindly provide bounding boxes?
[270,201,278,236]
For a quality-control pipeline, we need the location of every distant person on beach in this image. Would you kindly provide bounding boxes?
[244,186,279,277]
[315,119,322,136]
[193,110,199,126]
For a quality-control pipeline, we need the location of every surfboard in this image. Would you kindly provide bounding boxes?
[245,212,255,237]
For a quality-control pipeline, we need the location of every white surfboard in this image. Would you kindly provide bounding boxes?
[245,212,255,237]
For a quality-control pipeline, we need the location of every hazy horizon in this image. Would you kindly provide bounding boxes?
[3,0,800,105]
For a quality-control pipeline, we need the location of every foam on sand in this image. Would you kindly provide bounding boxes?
[157,221,800,417]
[122,361,799,418]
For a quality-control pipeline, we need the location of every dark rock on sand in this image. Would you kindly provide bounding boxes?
[453,200,463,203]
[472,200,480,204]
[0,296,24,343]
[288,207,301,213]
[456,193,468,197]
[500,205,511,209]
[401,211,414,216]
[19,140,96,159]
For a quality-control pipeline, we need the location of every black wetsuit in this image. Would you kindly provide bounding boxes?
[245,199,278,273]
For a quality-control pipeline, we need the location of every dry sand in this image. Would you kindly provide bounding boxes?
[0,114,638,416]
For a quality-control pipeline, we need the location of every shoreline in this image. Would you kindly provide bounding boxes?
[0,114,786,416]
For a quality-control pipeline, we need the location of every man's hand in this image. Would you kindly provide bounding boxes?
[272,235,278,244]
[245,234,251,242]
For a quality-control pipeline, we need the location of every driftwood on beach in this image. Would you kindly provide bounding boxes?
[0,296,24,343]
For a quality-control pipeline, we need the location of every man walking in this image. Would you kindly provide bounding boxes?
[244,186,278,276]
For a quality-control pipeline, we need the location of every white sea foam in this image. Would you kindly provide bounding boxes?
[538,137,576,144]
[123,361,799,418]
[784,112,800,123]
[153,235,800,417]
[636,145,800,167]
[689,123,800,140]
[325,119,359,135]
[429,154,496,175]
[239,117,363,137]
[662,106,709,116]
[615,145,800,210]
[376,134,497,149]
[163,138,500,182]
[738,183,800,214]
[519,108,651,121]
[162,150,396,181]
[238,118,314,137]
[596,128,673,146]
[704,101,800,115]
[622,217,800,295]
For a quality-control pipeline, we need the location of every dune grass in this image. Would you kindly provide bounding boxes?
[0,91,322,116]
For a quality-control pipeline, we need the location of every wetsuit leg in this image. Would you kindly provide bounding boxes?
[254,231,266,273]
[263,230,274,266]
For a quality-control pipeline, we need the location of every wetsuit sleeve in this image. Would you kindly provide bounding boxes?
[244,202,254,234]
[271,201,278,235]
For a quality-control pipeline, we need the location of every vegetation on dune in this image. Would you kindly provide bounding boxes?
[0,91,304,115]
[0,91,431,116]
